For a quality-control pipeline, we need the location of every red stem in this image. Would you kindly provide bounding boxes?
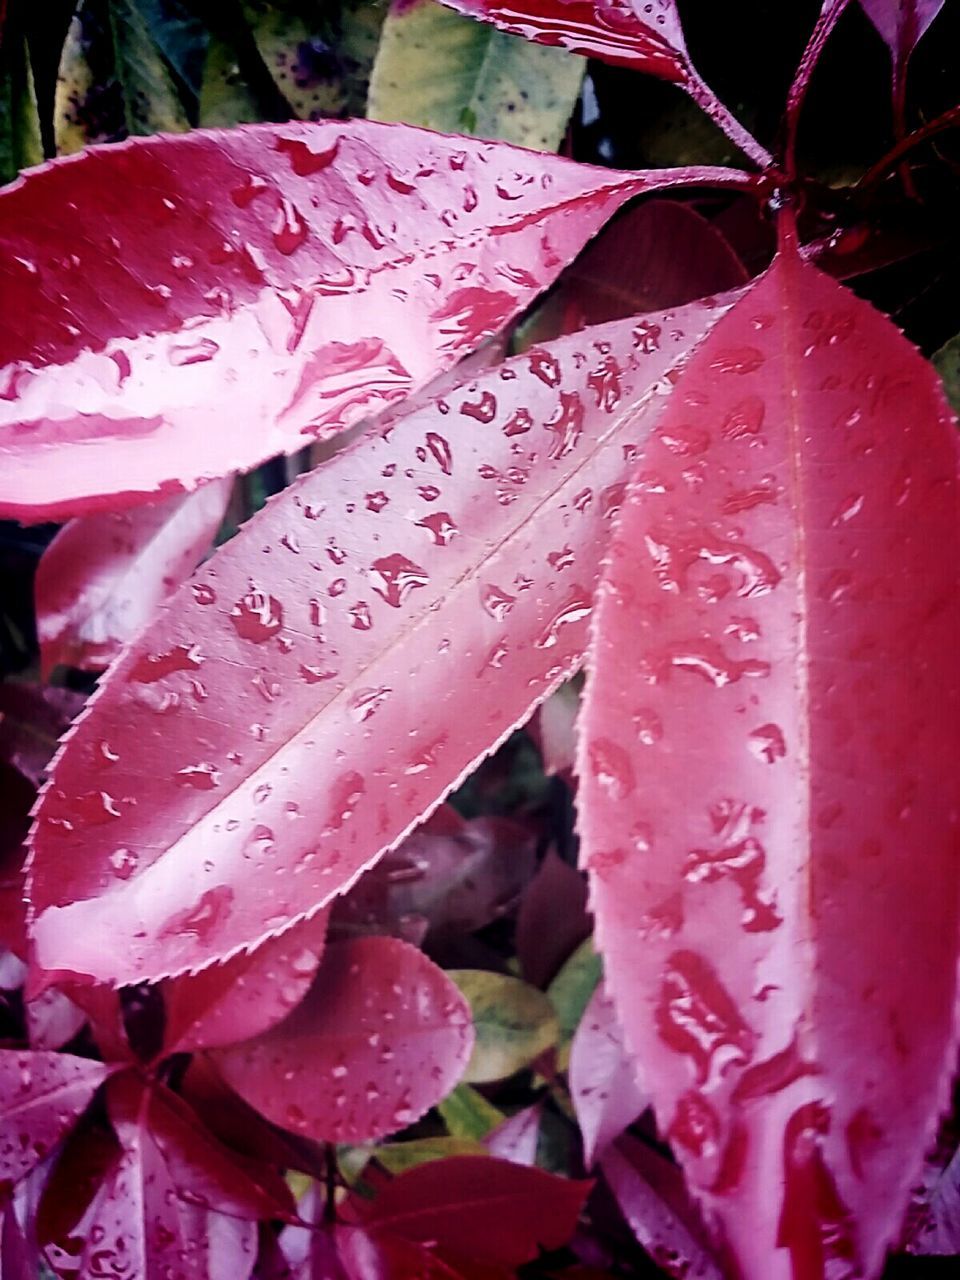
[856,103,960,194]
[682,67,773,170]
[784,0,852,180]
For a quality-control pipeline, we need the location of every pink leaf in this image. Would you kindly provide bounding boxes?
[435,0,690,79]
[601,1134,722,1279]
[904,1144,960,1254]
[160,910,329,1054]
[483,1102,543,1166]
[36,479,233,677]
[0,1051,112,1191]
[27,295,733,984]
[0,121,743,521]
[25,989,88,1052]
[78,1074,259,1280]
[0,1199,34,1280]
[352,1155,591,1267]
[859,0,945,67]
[211,936,473,1144]
[579,253,960,1278]
[569,983,648,1166]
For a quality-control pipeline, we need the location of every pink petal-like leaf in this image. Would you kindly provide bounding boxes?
[0,1050,112,1191]
[36,479,233,677]
[483,1101,543,1166]
[601,1134,722,1279]
[27,294,733,984]
[436,0,690,79]
[25,988,88,1051]
[569,982,648,1166]
[579,253,960,1278]
[0,120,743,521]
[212,936,473,1144]
[79,1074,259,1280]
[859,0,945,67]
[160,909,329,1054]
[353,1155,591,1267]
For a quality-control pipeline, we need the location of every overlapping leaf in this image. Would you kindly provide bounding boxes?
[579,252,960,1279]
[212,936,473,1143]
[859,0,945,70]
[36,479,232,675]
[569,982,647,1166]
[27,294,735,984]
[0,118,743,521]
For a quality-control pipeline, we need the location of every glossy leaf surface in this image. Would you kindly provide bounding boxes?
[0,118,736,521]
[569,982,648,1166]
[859,0,945,65]
[160,910,330,1054]
[36,479,232,675]
[213,937,473,1143]
[0,1050,112,1190]
[580,253,960,1279]
[435,0,689,79]
[353,1155,591,1266]
[369,0,584,152]
[28,296,732,984]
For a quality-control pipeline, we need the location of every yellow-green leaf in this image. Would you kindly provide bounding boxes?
[111,0,190,135]
[375,1136,486,1174]
[198,33,263,126]
[439,1084,504,1141]
[547,937,602,1069]
[368,0,583,151]
[450,971,560,1083]
[0,25,43,180]
[934,334,960,417]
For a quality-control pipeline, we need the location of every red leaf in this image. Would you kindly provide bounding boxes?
[36,1116,124,1278]
[142,1082,295,1220]
[0,1050,112,1192]
[600,1134,722,1280]
[353,1155,591,1267]
[36,480,232,677]
[435,0,690,79]
[338,1227,513,1280]
[569,983,648,1166]
[0,1200,34,1280]
[579,253,960,1278]
[77,1074,259,1280]
[160,910,329,1054]
[212,936,473,1144]
[27,295,733,984]
[0,121,741,521]
[859,0,945,68]
[515,848,589,988]
[0,684,86,789]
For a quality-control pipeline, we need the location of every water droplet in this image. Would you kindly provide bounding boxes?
[349,686,392,723]
[272,198,308,254]
[326,771,365,831]
[481,583,516,621]
[460,391,497,423]
[231,173,269,207]
[128,643,202,683]
[633,707,663,745]
[633,319,661,352]
[547,546,574,571]
[365,490,390,513]
[643,527,780,599]
[328,578,347,598]
[544,392,584,459]
[831,493,865,525]
[721,396,765,441]
[747,724,786,763]
[503,408,532,437]
[535,587,592,648]
[425,432,453,475]
[109,847,139,879]
[231,591,284,643]
[169,338,220,367]
[529,349,561,387]
[656,424,710,457]
[192,583,216,605]
[587,738,635,799]
[176,763,221,790]
[417,484,441,502]
[587,354,622,411]
[349,601,373,630]
[415,511,458,546]
[656,950,755,1083]
[369,554,430,607]
[709,347,765,374]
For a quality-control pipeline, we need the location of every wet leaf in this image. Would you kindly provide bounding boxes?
[601,1134,722,1280]
[160,910,329,1054]
[434,0,689,80]
[483,1101,543,1166]
[450,970,559,1082]
[369,0,584,153]
[580,252,960,1280]
[27,295,732,984]
[569,982,648,1166]
[0,119,740,521]
[352,1154,591,1267]
[0,1050,112,1190]
[212,937,474,1143]
[36,479,232,676]
[25,989,88,1052]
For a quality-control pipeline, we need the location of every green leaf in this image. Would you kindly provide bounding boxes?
[368,0,584,152]
[439,1085,504,1141]
[111,0,190,134]
[0,24,43,182]
[375,1136,486,1174]
[54,2,125,155]
[198,32,264,126]
[934,334,960,418]
[128,0,208,98]
[449,971,560,1083]
[547,938,602,1069]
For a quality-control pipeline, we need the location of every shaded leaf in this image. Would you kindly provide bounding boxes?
[450,969,559,1082]
[25,988,88,1051]
[580,253,960,1279]
[0,19,41,185]
[353,1155,591,1267]
[569,982,647,1166]
[27,295,733,984]
[535,683,580,783]
[0,120,740,521]
[130,0,209,98]
[434,0,689,80]
[53,3,123,155]
[933,332,960,416]
[0,683,86,788]
[369,0,584,153]
[198,31,265,126]
[111,0,191,135]
[547,937,602,1065]
[0,1198,34,1280]
[38,1116,123,1278]
[904,1143,960,1254]
[0,1050,112,1191]
[515,848,589,988]
[160,909,329,1054]
[601,1134,721,1280]
[212,937,473,1143]
[438,1084,504,1141]
[36,479,232,676]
